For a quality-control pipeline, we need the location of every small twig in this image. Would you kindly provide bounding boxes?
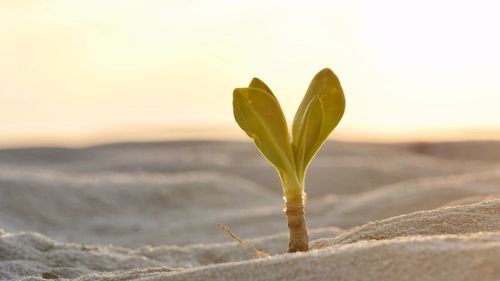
[217,224,270,258]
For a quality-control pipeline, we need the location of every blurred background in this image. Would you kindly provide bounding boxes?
[2,0,500,148]
[3,4,500,280]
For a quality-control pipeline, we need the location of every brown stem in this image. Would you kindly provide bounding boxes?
[285,202,309,252]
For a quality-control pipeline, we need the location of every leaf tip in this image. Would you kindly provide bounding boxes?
[319,67,334,75]
[316,67,340,81]
[250,77,263,85]
[248,77,275,99]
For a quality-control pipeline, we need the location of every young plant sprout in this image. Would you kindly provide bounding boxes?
[233,68,345,252]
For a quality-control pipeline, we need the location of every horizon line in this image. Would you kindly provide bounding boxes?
[1,125,500,149]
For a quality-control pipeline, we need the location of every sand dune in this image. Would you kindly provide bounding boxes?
[0,230,174,280]
[327,199,500,245]
[321,170,500,227]
[155,232,500,281]
[0,169,279,246]
[0,141,492,197]
[1,140,500,280]
[3,201,499,280]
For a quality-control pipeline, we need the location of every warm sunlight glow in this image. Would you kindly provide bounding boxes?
[1,0,500,146]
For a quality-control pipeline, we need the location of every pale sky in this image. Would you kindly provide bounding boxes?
[1,0,500,146]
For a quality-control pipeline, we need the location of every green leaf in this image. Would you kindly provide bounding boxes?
[233,87,295,176]
[292,96,324,180]
[292,68,345,179]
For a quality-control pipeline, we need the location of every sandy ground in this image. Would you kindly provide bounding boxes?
[1,140,500,280]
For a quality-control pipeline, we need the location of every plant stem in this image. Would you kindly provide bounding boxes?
[280,173,309,252]
[285,199,309,252]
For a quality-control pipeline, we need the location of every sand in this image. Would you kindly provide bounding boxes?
[1,140,500,280]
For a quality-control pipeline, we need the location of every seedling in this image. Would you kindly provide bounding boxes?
[233,68,345,252]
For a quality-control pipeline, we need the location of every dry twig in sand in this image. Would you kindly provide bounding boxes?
[217,224,270,258]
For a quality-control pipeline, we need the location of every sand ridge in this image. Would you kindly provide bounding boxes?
[1,141,500,280]
[150,232,500,281]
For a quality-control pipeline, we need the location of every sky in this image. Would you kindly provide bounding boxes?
[1,0,500,147]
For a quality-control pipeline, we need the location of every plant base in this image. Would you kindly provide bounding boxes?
[285,203,309,252]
